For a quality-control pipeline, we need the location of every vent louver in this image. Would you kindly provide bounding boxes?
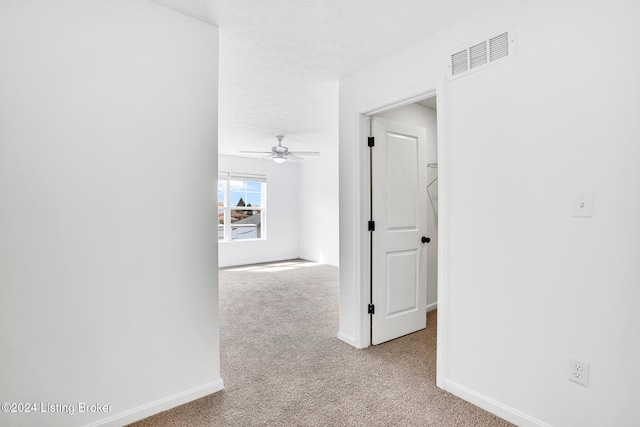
[451,50,468,76]
[469,41,487,69]
[449,27,514,79]
[489,32,509,61]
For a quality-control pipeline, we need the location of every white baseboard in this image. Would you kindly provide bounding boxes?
[426,302,438,312]
[444,379,552,427]
[218,255,304,268]
[84,379,224,427]
[337,330,357,347]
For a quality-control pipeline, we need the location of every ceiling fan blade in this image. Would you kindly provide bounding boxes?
[239,136,318,161]
[288,151,320,156]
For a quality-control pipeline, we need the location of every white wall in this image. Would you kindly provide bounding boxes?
[0,1,221,426]
[298,157,340,266]
[218,155,300,267]
[375,103,438,308]
[298,119,340,266]
[339,0,640,425]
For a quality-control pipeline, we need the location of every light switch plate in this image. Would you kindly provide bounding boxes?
[572,193,593,217]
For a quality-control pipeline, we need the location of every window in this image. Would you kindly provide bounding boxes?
[218,172,266,241]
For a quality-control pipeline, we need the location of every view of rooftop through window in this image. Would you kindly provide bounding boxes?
[218,173,266,241]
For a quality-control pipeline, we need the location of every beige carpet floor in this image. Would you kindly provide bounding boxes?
[130,260,513,427]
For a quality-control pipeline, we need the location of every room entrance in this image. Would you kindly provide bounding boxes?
[366,97,439,345]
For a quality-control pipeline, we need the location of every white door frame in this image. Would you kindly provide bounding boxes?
[354,78,448,388]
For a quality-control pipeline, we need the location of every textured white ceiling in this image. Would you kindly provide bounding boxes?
[147,0,492,155]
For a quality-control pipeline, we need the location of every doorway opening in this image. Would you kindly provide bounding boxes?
[355,80,447,388]
[367,97,438,346]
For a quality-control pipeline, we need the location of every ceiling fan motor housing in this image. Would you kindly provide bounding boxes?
[273,145,287,154]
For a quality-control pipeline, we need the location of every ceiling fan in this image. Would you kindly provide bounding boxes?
[240,135,320,163]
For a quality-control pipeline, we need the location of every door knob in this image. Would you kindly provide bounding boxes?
[421,236,430,243]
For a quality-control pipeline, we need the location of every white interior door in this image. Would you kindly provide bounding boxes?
[371,116,428,345]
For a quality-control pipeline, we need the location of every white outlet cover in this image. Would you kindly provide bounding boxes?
[568,358,589,386]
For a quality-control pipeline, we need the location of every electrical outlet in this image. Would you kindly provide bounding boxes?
[568,358,589,386]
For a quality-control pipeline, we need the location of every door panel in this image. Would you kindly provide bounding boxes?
[386,133,419,230]
[371,117,428,345]
[386,250,418,317]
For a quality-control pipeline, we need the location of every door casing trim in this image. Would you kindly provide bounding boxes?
[354,78,448,389]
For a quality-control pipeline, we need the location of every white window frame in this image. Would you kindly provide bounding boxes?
[218,172,267,242]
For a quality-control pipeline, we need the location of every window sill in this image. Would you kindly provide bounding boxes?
[218,238,267,244]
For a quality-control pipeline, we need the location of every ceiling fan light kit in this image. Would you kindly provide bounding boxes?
[240,135,320,164]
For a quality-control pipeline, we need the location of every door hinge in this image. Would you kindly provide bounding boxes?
[368,220,375,231]
[368,304,375,314]
[368,136,375,147]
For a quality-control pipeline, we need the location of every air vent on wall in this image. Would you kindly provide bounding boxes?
[449,27,515,80]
